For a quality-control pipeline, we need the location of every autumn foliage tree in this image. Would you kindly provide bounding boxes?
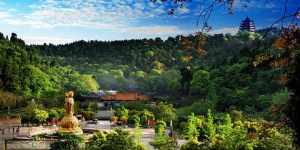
[273,26,300,143]
[251,25,300,143]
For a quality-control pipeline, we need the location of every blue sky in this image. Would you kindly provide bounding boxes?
[0,0,299,44]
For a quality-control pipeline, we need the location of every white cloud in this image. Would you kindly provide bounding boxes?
[209,27,239,35]
[21,25,192,44]
[233,0,277,11]
[0,0,196,44]
[3,18,54,28]
[178,7,190,14]
[22,36,76,45]
[0,11,10,19]
[2,0,170,29]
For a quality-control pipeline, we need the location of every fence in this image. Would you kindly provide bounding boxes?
[4,139,57,150]
[0,124,56,137]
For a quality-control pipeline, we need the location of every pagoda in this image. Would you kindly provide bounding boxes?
[239,17,255,32]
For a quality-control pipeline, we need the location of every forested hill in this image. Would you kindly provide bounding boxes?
[34,38,179,69]
[0,32,99,107]
[1,28,286,113]
[31,28,286,106]
[34,28,280,69]
[0,26,298,149]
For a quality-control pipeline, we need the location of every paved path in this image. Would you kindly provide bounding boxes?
[127,128,155,150]
[1,123,186,150]
[0,126,58,149]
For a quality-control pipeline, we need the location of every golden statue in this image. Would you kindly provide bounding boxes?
[58,91,83,134]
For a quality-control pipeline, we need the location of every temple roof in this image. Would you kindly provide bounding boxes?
[101,92,150,101]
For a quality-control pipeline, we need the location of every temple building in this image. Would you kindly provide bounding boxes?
[240,17,256,32]
[80,91,151,119]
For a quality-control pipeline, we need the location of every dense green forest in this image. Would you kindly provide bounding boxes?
[32,28,286,113]
[0,33,99,108]
[0,28,289,118]
[1,27,299,149]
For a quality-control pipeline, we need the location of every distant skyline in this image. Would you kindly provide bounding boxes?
[0,0,299,44]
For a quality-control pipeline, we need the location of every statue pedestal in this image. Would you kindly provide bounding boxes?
[58,114,83,135]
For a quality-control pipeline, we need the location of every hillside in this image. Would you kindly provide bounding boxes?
[0,28,299,149]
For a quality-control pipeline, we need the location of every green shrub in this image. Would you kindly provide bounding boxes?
[150,136,177,150]
[33,108,49,124]
[272,88,289,106]
[152,119,177,149]
[87,129,147,150]
[183,113,203,140]
[230,110,243,122]
[180,109,296,150]
[155,120,167,137]
[255,128,295,150]
[191,69,210,95]
[177,101,214,118]
[48,109,59,121]
[81,110,95,120]
[128,114,140,127]
[87,131,107,150]
[140,109,154,127]
[50,133,84,150]
[154,102,176,123]
[115,106,129,123]
[180,140,202,150]
[122,102,151,111]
